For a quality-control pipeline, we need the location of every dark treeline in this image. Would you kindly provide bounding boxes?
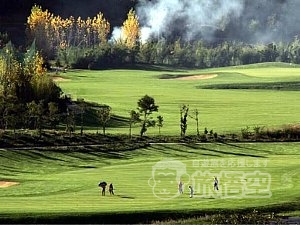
[57,38,300,69]
[2,0,300,46]
[0,0,138,46]
[5,0,298,69]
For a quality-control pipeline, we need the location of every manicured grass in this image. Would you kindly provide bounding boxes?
[0,142,299,223]
[2,62,298,223]
[54,62,300,135]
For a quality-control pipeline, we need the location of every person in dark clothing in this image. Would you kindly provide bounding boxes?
[109,183,114,195]
[99,181,107,196]
[214,177,219,191]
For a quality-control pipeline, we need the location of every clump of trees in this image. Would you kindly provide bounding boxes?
[26,5,141,68]
[25,5,300,70]
[0,41,67,134]
[27,5,110,60]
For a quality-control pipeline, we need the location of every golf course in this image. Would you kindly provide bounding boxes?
[1,62,300,223]
[56,62,300,135]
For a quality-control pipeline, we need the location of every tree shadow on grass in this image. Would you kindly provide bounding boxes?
[184,143,266,158]
[216,142,272,154]
[148,144,220,158]
[104,63,188,72]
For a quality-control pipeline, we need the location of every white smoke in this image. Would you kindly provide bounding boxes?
[110,27,122,43]
[109,0,300,44]
[136,0,244,42]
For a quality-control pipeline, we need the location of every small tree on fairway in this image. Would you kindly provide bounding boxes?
[137,95,159,137]
[129,110,140,138]
[26,100,44,136]
[4,96,23,137]
[190,109,200,137]
[47,102,60,130]
[180,104,189,137]
[157,115,164,135]
[77,98,86,136]
[65,107,75,137]
[97,105,111,135]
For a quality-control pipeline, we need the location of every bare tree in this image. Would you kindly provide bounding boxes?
[190,109,200,137]
[97,105,111,135]
[129,110,140,138]
[157,115,164,135]
[180,104,189,137]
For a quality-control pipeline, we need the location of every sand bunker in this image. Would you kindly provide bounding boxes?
[175,74,218,80]
[52,76,70,82]
[0,181,19,188]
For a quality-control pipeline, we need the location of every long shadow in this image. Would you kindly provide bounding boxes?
[147,145,187,158]
[30,150,70,163]
[62,151,99,161]
[102,63,188,72]
[0,166,32,174]
[149,144,220,158]
[116,194,135,199]
[216,142,272,154]
[187,144,266,158]
[8,150,40,161]
[86,148,131,161]
[0,151,30,162]
[62,150,127,168]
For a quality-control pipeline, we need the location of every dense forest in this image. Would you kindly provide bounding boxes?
[0,0,137,46]
[2,0,299,69]
[1,0,300,45]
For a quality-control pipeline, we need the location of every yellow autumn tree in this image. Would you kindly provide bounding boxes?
[121,9,141,49]
[25,52,46,76]
[0,42,21,96]
[49,15,63,50]
[92,12,110,45]
[27,5,53,57]
[27,5,111,54]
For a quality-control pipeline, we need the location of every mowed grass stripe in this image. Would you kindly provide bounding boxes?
[0,143,299,216]
[55,63,300,134]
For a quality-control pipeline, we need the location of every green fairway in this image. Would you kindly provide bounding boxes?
[1,62,299,223]
[0,142,299,222]
[54,62,300,135]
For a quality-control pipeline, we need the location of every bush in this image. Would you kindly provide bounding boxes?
[241,126,251,139]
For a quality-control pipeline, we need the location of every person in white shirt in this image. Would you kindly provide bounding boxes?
[178,180,184,194]
[188,185,194,198]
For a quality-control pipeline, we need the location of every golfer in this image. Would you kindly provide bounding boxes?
[178,181,184,194]
[99,181,107,196]
[109,183,114,195]
[214,177,219,191]
[188,185,194,198]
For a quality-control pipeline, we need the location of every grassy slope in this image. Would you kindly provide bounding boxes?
[55,62,300,135]
[0,142,299,222]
